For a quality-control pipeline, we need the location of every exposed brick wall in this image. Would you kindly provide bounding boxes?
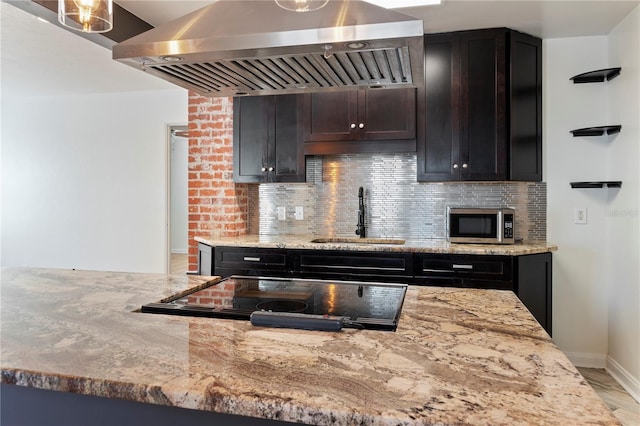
[187,92,248,271]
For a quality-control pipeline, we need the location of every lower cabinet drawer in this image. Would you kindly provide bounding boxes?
[414,254,513,289]
[292,250,414,283]
[214,247,289,277]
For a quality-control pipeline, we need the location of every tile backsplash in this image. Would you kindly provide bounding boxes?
[248,153,546,243]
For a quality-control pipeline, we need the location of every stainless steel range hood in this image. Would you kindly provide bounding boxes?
[112,0,424,97]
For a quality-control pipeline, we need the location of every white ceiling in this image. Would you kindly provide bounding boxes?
[116,0,640,39]
[1,0,638,97]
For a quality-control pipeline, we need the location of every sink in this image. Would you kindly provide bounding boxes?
[310,237,405,245]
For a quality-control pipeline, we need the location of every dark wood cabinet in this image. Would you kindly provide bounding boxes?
[303,88,416,155]
[413,253,513,290]
[515,252,552,335]
[214,246,291,278]
[417,28,542,182]
[233,95,305,183]
[291,249,414,283]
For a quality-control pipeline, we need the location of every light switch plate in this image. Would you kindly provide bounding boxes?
[574,207,587,224]
[294,206,304,220]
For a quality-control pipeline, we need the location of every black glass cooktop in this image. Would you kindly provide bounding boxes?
[142,276,408,331]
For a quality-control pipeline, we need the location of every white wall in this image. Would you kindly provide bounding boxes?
[1,89,188,273]
[170,132,189,254]
[544,35,610,362]
[544,5,640,401]
[606,5,640,400]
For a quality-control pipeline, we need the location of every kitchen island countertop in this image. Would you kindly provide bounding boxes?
[195,234,557,256]
[1,267,616,425]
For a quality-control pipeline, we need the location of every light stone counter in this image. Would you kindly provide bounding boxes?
[1,267,616,425]
[195,234,557,256]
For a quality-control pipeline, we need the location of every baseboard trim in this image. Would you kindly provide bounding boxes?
[607,356,640,404]
[564,351,607,368]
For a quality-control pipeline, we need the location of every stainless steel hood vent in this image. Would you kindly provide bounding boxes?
[112,1,424,97]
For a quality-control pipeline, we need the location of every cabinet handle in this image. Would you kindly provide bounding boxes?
[453,163,459,169]
[462,163,468,169]
[350,123,357,129]
[452,264,473,270]
[243,257,261,262]
[358,123,365,129]
[261,167,267,172]
[268,167,274,172]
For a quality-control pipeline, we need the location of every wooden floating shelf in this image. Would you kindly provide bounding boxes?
[571,67,621,83]
[570,125,622,137]
[570,181,622,189]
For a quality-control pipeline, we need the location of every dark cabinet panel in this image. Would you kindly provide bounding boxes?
[233,95,305,183]
[234,96,271,182]
[414,253,513,290]
[292,249,414,283]
[304,91,357,142]
[273,95,305,180]
[303,88,416,154]
[419,34,460,180]
[515,252,552,335]
[509,31,543,181]
[359,89,416,140]
[418,28,542,182]
[461,30,506,180]
[214,246,291,278]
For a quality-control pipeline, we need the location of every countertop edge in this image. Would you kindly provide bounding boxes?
[195,235,558,256]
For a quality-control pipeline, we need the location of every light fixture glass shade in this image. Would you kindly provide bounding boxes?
[58,0,113,33]
[275,0,329,12]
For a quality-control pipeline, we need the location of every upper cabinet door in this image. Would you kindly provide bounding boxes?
[233,95,305,183]
[303,91,358,142]
[417,33,460,181]
[273,95,305,182]
[303,88,417,155]
[509,31,543,182]
[233,96,272,183]
[459,29,507,181]
[358,89,416,140]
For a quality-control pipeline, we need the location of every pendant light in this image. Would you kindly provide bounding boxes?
[58,0,113,33]
[275,0,329,12]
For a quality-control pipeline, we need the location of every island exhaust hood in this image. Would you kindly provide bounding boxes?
[112,1,424,97]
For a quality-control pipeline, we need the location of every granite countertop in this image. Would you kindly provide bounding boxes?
[1,267,615,425]
[195,234,557,256]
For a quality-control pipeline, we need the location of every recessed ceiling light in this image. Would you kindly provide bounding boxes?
[365,0,441,8]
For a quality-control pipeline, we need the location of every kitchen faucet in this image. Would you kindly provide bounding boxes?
[355,187,366,238]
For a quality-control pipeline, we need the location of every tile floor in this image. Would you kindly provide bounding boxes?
[170,253,189,275]
[578,367,640,426]
[169,254,639,424]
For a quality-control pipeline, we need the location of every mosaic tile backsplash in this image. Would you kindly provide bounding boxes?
[248,153,546,243]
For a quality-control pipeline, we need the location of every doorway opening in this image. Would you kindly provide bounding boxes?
[168,124,189,275]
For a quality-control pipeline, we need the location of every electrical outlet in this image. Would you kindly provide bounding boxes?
[574,207,587,224]
[294,206,304,220]
[277,206,286,221]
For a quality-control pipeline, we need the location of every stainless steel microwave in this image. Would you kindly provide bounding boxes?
[447,207,515,244]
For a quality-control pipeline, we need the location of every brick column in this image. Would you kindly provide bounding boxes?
[187,92,248,271]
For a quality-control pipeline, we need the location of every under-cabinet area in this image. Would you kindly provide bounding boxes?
[197,240,554,335]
